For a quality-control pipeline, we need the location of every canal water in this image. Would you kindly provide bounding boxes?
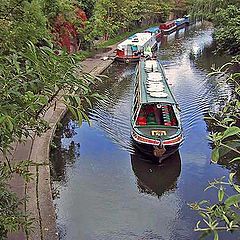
[50,23,239,240]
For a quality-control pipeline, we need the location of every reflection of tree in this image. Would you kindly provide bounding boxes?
[131,151,181,197]
[50,115,80,184]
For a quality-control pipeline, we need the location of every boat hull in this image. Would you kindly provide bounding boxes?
[132,138,180,164]
[161,26,177,35]
[115,55,140,62]
[131,130,182,163]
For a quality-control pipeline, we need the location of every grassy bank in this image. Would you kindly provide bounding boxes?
[97,23,159,48]
[76,23,159,61]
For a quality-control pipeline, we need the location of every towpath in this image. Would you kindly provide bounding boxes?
[6,44,117,240]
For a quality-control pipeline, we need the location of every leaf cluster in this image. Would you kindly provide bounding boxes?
[190,57,240,239]
[189,173,240,240]
[187,0,240,54]
[0,161,34,239]
[87,0,173,41]
[207,57,240,163]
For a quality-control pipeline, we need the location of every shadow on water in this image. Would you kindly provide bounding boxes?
[131,151,181,198]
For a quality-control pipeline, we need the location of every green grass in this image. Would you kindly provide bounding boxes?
[76,23,159,61]
[97,23,159,48]
[76,50,93,60]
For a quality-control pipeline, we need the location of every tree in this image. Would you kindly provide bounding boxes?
[187,0,240,54]
[0,1,102,237]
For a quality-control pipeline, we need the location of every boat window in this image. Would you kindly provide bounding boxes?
[136,104,178,126]
[131,45,138,51]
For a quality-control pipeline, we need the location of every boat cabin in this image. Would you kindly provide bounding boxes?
[144,26,161,42]
[136,104,178,127]
[144,26,160,35]
[159,21,176,31]
[116,33,156,60]
[175,17,190,27]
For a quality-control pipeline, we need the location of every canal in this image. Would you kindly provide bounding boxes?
[50,22,238,240]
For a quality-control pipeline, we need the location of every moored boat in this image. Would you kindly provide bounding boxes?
[159,21,177,35]
[175,16,190,28]
[116,32,157,62]
[131,59,183,162]
[144,26,162,42]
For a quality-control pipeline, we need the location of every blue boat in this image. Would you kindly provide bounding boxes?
[175,16,190,27]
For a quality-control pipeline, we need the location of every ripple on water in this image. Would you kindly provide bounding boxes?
[85,24,233,154]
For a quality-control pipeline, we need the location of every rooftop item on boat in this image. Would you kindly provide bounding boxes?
[131,59,183,162]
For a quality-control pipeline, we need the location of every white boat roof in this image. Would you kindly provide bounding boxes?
[117,33,153,49]
[139,59,178,104]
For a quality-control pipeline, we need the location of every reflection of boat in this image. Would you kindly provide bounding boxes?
[116,32,157,62]
[131,151,181,197]
[131,59,183,161]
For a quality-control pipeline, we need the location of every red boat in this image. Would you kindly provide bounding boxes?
[159,21,177,35]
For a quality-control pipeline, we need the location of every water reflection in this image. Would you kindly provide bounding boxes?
[131,151,181,197]
[50,22,238,240]
[50,118,79,184]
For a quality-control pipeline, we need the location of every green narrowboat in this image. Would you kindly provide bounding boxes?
[131,59,183,161]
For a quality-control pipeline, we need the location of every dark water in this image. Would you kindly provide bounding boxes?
[51,23,239,240]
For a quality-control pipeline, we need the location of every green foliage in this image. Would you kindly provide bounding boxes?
[190,57,240,238]
[187,0,240,54]
[0,41,101,153]
[0,1,103,237]
[206,58,240,164]
[190,174,240,239]
[213,5,240,54]
[0,161,34,239]
[0,0,48,53]
[87,0,172,41]
[0,40,102,237]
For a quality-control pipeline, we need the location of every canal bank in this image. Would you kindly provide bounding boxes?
[6,45,117,240]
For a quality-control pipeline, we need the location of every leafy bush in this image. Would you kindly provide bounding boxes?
[188,0,240,54]
[190,57,240,239]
